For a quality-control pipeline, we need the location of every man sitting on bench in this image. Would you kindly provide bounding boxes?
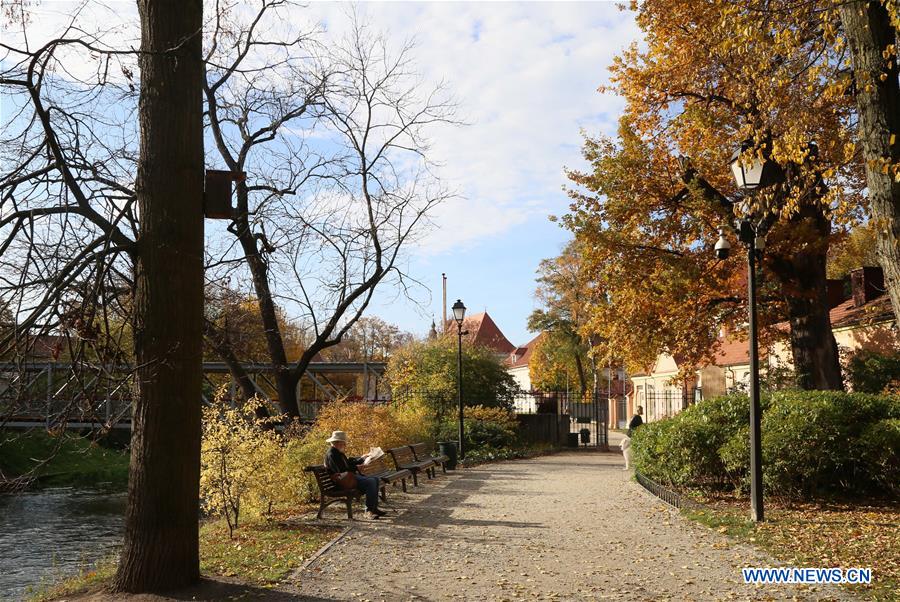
[324,431,386,519]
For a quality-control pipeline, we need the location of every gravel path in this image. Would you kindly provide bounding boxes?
[293,451,853,602]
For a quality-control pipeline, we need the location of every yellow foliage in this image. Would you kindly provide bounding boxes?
[285,398,437,502]
[465,405,519,433]
[200,392,290,537]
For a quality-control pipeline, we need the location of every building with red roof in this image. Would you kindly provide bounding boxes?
[445,311,516,356]
[505,332,543,391]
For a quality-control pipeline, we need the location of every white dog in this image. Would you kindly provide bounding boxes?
[620,435,632,470]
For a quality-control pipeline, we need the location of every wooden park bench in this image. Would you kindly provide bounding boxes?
[357,455,412,501]
[388,445,435,487]
[410,442,449,476]
[304,465,363,519]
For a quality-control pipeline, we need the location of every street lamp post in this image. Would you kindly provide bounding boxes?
[452,299,467,460]
[715,140,784,523]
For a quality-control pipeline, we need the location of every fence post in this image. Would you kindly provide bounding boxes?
[45,364,53,429]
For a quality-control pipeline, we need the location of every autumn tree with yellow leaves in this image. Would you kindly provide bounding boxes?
[561,0,883,388]
[527,241,596,395]
[716,0,899,333]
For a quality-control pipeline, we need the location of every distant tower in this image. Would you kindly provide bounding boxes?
[428,319,438,340]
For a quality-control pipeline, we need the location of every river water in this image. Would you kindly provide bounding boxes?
[0,488,125,601]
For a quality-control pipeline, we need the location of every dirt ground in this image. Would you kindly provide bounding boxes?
[291,451,855,602]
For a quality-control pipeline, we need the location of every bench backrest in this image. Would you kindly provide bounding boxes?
[409,442,432,461]
[358,455,390,476]
[304,465,342,496]
[388,445,416,467]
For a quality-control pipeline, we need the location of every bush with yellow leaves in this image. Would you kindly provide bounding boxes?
[200,393,289,538]
[285,397,436,502]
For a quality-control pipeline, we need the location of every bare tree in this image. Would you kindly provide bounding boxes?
[0,5,142,433]
[203,6,455,417]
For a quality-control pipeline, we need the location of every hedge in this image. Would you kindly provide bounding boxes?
[632,390,900,499]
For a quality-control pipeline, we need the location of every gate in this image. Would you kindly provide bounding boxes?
[513,390,608,449]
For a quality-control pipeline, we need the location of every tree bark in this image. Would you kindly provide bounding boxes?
[573,350,588,397]
[840,1,900,324]
[232,181,297,416]
[767,208,844,391]
[114,0,204,592]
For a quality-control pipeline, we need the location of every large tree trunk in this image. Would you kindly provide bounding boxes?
[767,208,844,391]
[114,0,205,592]
[840,1,900,324]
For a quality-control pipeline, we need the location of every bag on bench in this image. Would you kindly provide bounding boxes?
[331,471,357,490]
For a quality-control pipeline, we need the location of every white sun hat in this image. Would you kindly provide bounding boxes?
[326,430,348,443]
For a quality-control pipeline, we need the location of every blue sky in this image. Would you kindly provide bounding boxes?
[313,2,642,345]
[4,1,641,347]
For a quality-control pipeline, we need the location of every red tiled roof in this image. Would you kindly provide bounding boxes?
[713,336,755,367]
[830,293,893,329]
[506,332,543,368]
[446,312,516,355]
[712,293,894,367]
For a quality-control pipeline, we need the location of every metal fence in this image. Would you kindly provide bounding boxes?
[511,390,608,449]
[634,388,701,423]
[635,471,705,511]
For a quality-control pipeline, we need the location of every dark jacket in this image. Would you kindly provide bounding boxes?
[324,446,364,475]
[627,414,643,437]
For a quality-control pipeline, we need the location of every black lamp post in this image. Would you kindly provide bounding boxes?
[452,299,467,460]
[717,141,782,523]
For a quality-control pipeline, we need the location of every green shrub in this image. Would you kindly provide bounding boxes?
[759,391,854,495]
[631,394,755,488]
[846,349,900,394]
[719,424,750,486]
[630,417,679,484]
[857,418,900,496]
[632,390,900,499]
[436,405,519,451]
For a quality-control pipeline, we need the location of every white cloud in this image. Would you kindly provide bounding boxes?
[301,2,640,255]
[5,1,639,258]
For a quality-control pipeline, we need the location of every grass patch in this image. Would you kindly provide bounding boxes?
[200,516,341,586]
[26,555,118,601]
[25,514,342,599]
[0,429,129,489]
[683,495,899,601]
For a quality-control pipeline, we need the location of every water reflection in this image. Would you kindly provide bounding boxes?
[0,488,125,600]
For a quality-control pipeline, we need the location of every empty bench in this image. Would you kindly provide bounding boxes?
[304,464,363,519]
[357,455,412,501]
[410,442,449,475]
[388,445,435,486]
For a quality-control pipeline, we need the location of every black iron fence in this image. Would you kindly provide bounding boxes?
[634,388,701,423]
[511,390,608,449]
[635,471,705,511]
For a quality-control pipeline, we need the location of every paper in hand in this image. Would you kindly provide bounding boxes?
[363,446,384,465]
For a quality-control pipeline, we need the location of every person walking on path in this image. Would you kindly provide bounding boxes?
[627,405,644,437]
[323,431,386,519]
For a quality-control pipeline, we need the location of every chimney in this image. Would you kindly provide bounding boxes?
[442,273,447,333]
[850,266,885,308]
[826,279,848,309]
